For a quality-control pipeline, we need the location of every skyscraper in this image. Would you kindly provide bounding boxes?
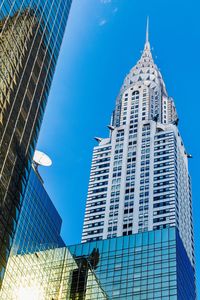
[82,20,195,269]
[0,0,72,284]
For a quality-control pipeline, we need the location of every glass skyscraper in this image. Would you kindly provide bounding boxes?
[0,0,72,284]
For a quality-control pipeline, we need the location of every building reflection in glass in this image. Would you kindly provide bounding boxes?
[0,0,72,285]
[0,228,195,299]
[0,247,108,300]
[70,248,102,300]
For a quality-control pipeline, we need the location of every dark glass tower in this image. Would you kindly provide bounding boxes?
[0,0,72,284]
[12,166,65,255]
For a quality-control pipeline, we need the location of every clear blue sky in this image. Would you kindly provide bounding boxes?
[38,0,200,292]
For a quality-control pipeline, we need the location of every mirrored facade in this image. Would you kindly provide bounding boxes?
[0,247,74,300]
[12,167,65,255]
[0,0,72,284]
[0,228,196,299]
[69,228,196,300]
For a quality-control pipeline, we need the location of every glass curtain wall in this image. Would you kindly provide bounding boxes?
[0,228,196,299]
[0,0,72,285]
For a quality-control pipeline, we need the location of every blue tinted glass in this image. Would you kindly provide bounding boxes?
[66,229,195,299]
[129,234,135,248]
[149,230,155,244]
[162,228,169,242]
[110,238,116,251]
[169,228,176,241]
[142,232,148,245]
[155,229,161,243]
[116,237,123,250]
[135,233,142,247]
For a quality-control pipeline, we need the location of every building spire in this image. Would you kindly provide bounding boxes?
[146,16,149,43]
[145,16,150,50]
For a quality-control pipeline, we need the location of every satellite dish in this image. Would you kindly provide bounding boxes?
[33,150,52,167]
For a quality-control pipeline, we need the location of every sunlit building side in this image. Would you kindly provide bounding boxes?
[0,0,72,284]
[81,20,196,299]
[0,247,108,300]
[82,20,195,269]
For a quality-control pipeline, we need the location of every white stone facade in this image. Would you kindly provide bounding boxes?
[82,23,194,266]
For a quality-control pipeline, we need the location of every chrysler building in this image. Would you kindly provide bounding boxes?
[82,19,194,267]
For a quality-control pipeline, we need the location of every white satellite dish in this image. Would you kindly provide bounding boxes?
[33,150,52,167]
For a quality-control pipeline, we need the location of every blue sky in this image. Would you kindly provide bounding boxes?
[38,0,200,291]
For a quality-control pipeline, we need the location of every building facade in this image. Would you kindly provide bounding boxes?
[82,22,195,269]
[12,166,65,255]
[0,228,196,299]
[69,228,196,300]
[0,0,72,284]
